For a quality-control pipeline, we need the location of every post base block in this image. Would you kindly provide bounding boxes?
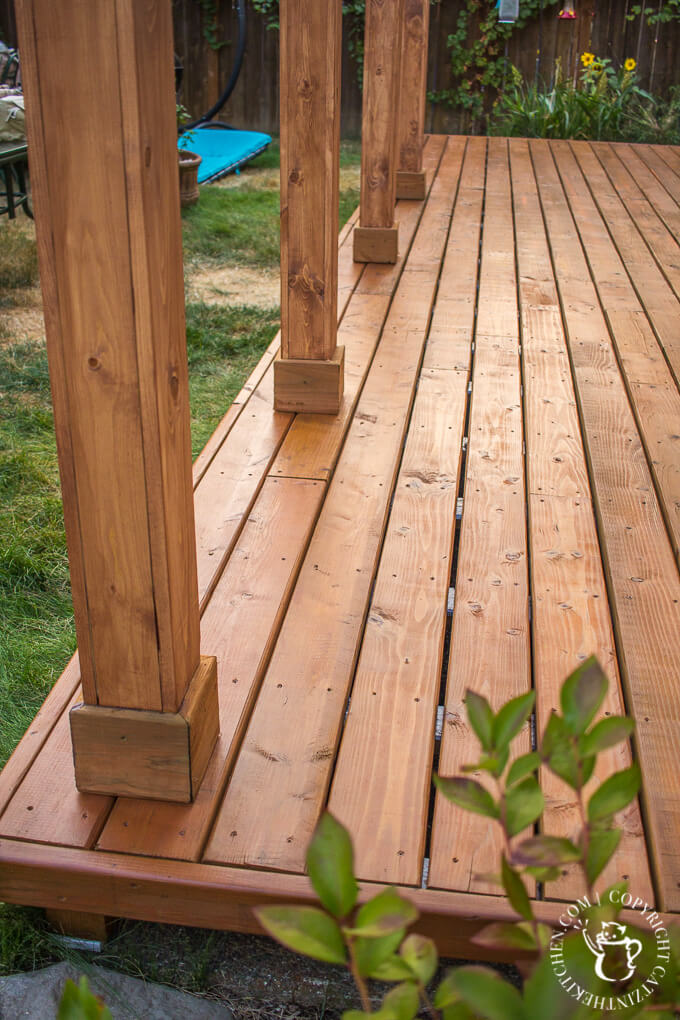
[274,345,345,414]
[353,224,399,264]
[69,655,219,802]
[396,170,427,200]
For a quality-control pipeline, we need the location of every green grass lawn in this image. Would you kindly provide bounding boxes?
[0,137,361,770]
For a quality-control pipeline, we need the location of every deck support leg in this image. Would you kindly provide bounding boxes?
[273,0,345,415]
[15,0,218,802]
[396,0,430,201]
[353,0,405,264]
[46,910,111,944]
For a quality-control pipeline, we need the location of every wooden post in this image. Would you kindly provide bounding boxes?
[273,0,345,415]
[15,0,219,802]
[353,0,405,264]
[396,0,430,200]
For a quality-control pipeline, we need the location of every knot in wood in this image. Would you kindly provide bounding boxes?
[297,77,313,100]
[288,167,303,185]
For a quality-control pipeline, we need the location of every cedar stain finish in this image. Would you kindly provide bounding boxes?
[2,1,680,950]
[14,0,218,802]
[2,135,680,946]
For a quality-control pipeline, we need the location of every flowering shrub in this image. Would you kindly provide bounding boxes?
[489,54,680,143]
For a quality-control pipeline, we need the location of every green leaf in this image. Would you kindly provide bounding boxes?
[58,977,113,1020]
[370,954,415,983]
[381,982,420,1020]
[434,776,499,820]
[347,887,418,938]
[465,690,494,751]
[504,776,544,837]
[254,905,346,964]
[306,812,359,919]
[512,835,581,868]
[354,929,405,978]
[585,827,622,884]
[523,951,588,1020]
[501,855,533,920]
[506,751,540,787]
[540,714,581,789]
[492,691,535,750]
[400,934,438,985]
[587,762,641,823]
[560,656,607,736]
[435,971,461,1009]
[580,716,634,757]
[461,748,508,777]
[524,864,562,882]
[471,921,536,951]
[448,966,526,1020]
[442,1006,476,1020]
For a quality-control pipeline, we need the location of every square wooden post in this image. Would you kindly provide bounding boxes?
[15,0,218,802]
[273,0,345,415]
[396,0,430,200]
[353,0,405,264]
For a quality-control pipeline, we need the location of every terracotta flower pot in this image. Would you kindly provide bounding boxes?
[178,149,202,208]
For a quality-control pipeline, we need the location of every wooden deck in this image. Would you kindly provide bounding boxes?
[1,135,680,958]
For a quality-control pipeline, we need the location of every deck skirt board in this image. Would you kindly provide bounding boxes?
[2,136,680,945]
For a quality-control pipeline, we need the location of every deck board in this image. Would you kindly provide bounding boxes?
[429,138,531,896]
[2,136,680,948]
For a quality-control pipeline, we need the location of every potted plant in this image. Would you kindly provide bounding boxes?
[177,103,201,208]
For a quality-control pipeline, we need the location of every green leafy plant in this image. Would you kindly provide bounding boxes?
[489,55,680,143]
[429,0,562,127]
[255,658,680,1018]
[57,976,112,1020]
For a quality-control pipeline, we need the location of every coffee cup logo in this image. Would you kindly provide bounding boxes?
[583,921,643,982]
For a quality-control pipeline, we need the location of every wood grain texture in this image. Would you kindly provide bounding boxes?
[279,0,341,362]
[633,143,680,211]
[115,0,201,712]
[359,0,405,229]
[532,138,680,911]
[429,138,531,896]
[5,841,674,962]
[98,478,324,860]
[328,141,477,887]
[566,142,680,387]
[328,363,469,886]
[0,173,370,856]
[550,141,680,569]
[397,0,430,175]
[510,139,650,906]
[612,144,680,244]
[17,0,162,709]
[273,346,345,414]
[205,140,462,873]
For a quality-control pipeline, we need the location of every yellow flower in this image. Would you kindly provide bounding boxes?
[593,60,603,71]
[625,57,636,72]
[581,52,595,67]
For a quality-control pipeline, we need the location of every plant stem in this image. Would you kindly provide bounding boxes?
[347,938,372,1014]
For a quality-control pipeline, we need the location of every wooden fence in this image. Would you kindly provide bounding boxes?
[2,0,679,136]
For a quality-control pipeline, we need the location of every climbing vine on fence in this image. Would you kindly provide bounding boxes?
[429,0,561,124]
[250,0,367,78]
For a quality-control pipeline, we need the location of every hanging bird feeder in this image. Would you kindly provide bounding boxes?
[558,0,577,18]
[498,0,520,23]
